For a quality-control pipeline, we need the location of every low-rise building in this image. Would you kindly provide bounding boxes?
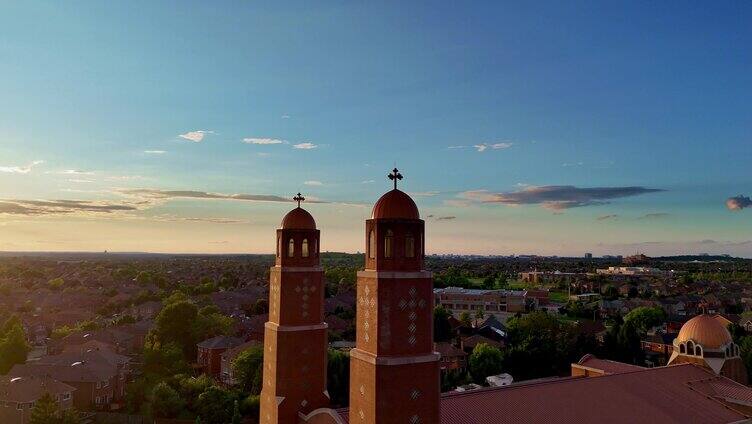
[220,340,260,386]
[0,376,75,424]
[197,335,244,376]
[434,287,527,316]
[434,342,467,372]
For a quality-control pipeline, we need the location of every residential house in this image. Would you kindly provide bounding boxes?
[0,376,75,424]
[220,340,260,386]
[197,335,244,376]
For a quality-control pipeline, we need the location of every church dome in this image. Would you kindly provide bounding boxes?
[371,189,420,220]
[281,207,316,229]
[676,314,732,349]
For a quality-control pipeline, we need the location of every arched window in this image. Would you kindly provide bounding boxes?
[680,344,686,354]
[405,233,415,258]
[686,341,694,355]
[313,238,318,257]
[695,346,702,356]
[302,239,309,257]
[384,230,394,258]
[288,238,295,257]
[368,230,376,259]
[277,236,281,257]
[736,345,740,357]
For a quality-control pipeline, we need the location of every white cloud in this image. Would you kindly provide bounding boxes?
[60,169,95,176]
[144,150,166,154]
[304,180,323,186]
[179,130,213,142]
[242,138,287,145]
[447,146,467,150]
[281,114,291,119]
[362,180,375,184]
[67,179,94,183]
[474,142,513,152]
[409,191,439,197]
[293,142,318,150]
[0,160,44,174]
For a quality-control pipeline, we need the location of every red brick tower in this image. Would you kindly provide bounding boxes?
[261,193,329,424]
[349,169,440,424]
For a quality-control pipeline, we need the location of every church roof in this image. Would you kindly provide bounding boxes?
[371,189,419,220]
[281,207,317,229]
[676,314,733,349]
[333,364,750,424]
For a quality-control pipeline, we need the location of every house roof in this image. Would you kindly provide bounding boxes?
[577,354,645,374]
[220,340,260,362]
[333,364,751,424]
[434,342,467,358]
[0,376,75,403]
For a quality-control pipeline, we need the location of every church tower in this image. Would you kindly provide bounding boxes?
[349,169,440,424]
[261,194,329,424]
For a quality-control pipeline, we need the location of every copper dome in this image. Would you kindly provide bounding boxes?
[676,314,732,349]
[281,207,316,229]
[371,189,420,220]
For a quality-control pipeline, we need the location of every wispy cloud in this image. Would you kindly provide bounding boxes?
[460,185,664,210]
[179,130,213,142]
[562,162,584,167]
[119,189,298,203]
[0,160,44,174]
[144,150,166,155]
[281,114,291,119]
[293,142,318,150]
[361,180,375,184]
[242,138,288,145]
[473,142,513,152]
[60,169,95,176]
[67,179,94,183]
[0,199,142,216]
[727,195,752,211]
[409,191,439,197]
[638,213,670,220]
[304,180,323,186]
[597,214,619,221]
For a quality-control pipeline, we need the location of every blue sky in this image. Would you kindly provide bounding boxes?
[0,1,750,256]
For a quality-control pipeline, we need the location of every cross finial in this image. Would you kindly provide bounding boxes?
[387,168,403,190]
[293,192,305,208]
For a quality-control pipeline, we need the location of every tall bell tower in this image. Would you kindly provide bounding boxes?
[349,169,440,424]
[261,193,329,424]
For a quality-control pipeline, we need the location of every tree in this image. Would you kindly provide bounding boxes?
[468,343,503,384]
[327,349,349,407]
[232,345,264,394]
[458,311,472,328]
[231,400,242,424]
[433,306,453,342]
[48,277,64,290]
[623,306,666,334]
[153,300,199,358]
[30,393,58,424]
[196,386,235,424]
[0,319,30,374]
[482,275,496,290]
[150,382,185,418]
[496,274,508,289]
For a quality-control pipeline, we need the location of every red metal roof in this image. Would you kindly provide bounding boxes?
[334,364,749,424]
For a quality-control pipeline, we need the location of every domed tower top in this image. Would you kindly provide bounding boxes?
[365,169,424,271]
[371,189,420,220]
[276,193,320,267]
[675,314,733,349]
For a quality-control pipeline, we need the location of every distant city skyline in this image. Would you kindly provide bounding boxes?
[0,2,750,257]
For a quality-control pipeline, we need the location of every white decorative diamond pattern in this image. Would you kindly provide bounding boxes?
[399,285,425,346]
[359,284,376,344]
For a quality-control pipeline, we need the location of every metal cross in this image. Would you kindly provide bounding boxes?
[293,192,305,207]
[387,168,403,190]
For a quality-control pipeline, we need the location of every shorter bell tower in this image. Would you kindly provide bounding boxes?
[260,193,329,424]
